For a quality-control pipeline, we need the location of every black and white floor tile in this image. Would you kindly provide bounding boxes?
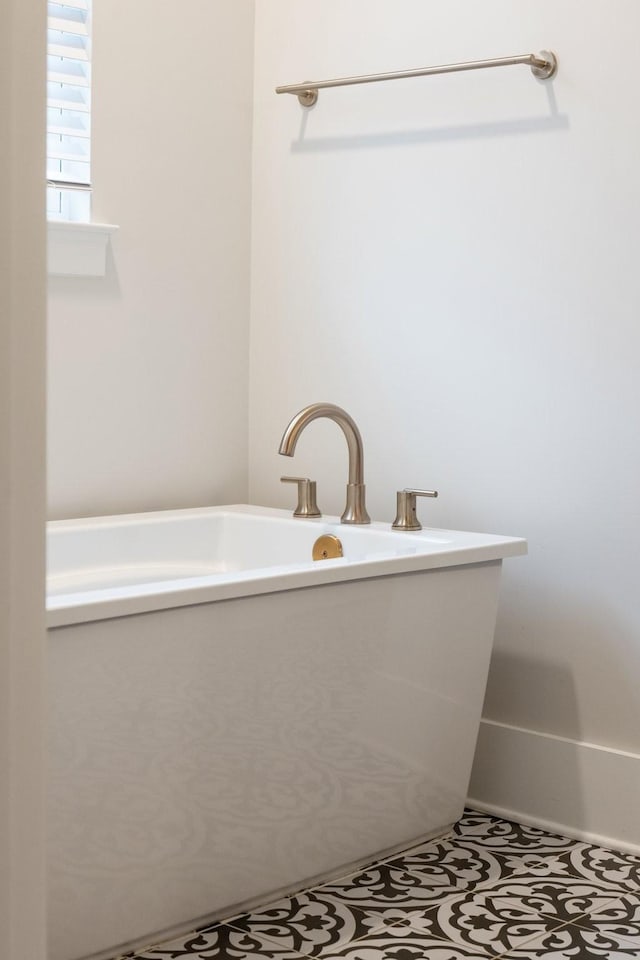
[118,809,640,959]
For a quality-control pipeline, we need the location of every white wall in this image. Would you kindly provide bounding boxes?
[249,1,640,847]
[47,0,255,519]
[0,0,47,956]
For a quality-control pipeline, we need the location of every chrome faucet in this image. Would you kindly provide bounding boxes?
[278,403,371,524]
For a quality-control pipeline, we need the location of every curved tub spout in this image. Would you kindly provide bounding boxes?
[278,403,371,524]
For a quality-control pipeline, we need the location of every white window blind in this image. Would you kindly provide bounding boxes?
[47,0,91,221]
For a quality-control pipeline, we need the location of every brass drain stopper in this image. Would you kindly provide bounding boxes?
[312,534,343,561]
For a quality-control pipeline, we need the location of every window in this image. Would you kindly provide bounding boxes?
[47,0,91,222]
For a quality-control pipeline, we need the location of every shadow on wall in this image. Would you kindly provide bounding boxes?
[471,648,585,831]
[290,84,568,151]
[483,646,583,742]
[291,113,569,152]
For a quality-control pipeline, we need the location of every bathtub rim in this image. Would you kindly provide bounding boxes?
[47,503,526,628]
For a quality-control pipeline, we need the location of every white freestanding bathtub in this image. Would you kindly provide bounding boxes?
[47,505,526,960]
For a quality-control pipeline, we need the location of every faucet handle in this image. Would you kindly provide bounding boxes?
[280,476,322,518]
[392,488,438,531]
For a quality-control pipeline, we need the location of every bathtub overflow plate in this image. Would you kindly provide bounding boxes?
[312,534,343,561]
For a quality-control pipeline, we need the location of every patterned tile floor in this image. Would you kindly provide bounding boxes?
[116,809,640,960]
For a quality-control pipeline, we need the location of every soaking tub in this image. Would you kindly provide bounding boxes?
[47,504,526,960]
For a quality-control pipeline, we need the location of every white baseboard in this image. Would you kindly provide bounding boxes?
[468,718,640,857]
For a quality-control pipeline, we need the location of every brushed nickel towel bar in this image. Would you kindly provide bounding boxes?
[276,50,557,106]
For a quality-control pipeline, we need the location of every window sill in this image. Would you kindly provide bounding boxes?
[47,220,119,278]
